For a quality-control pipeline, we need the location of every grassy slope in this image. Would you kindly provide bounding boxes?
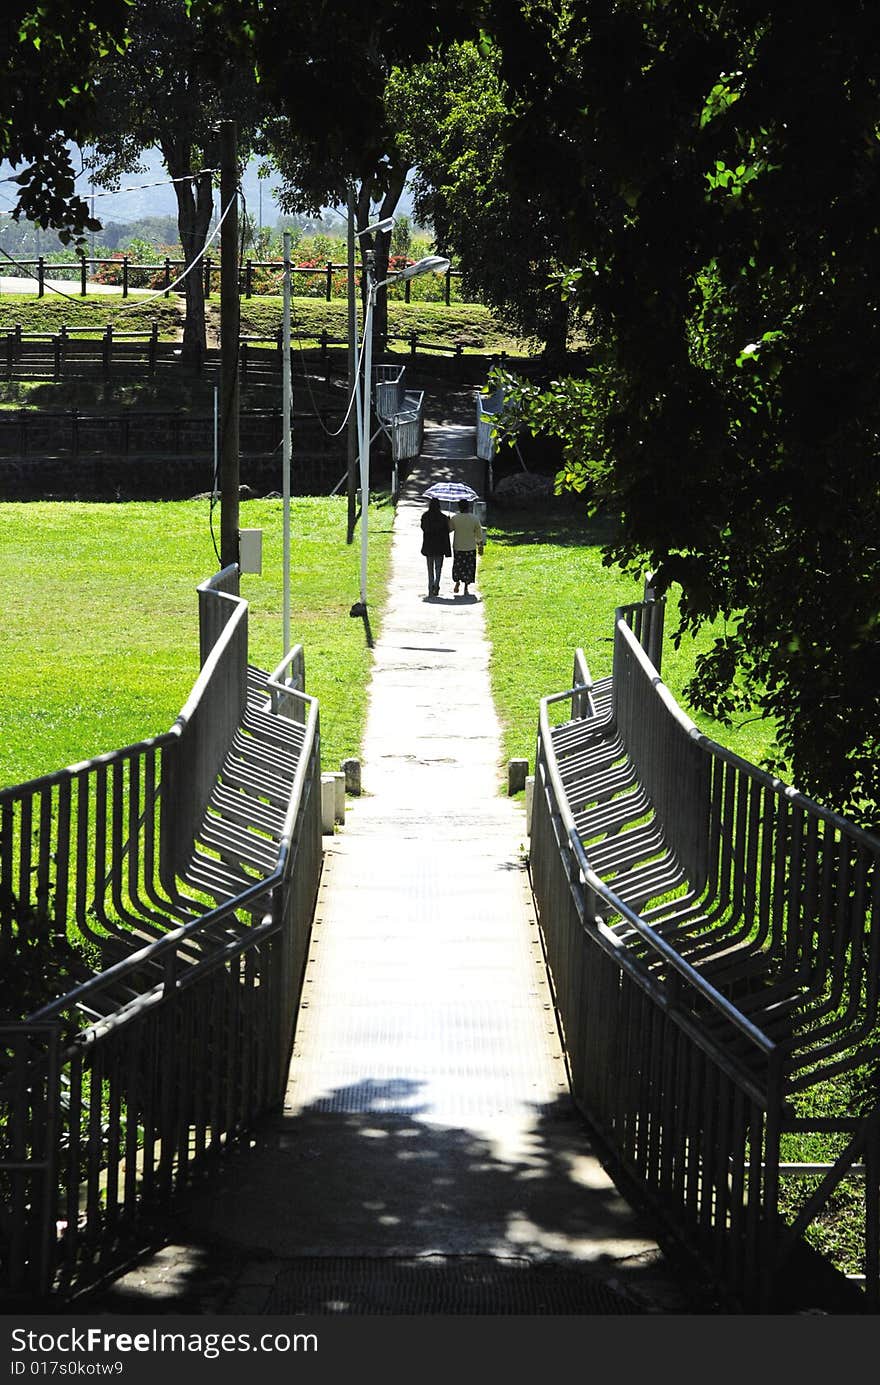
[0,294,184,336]
[0,497,393,789]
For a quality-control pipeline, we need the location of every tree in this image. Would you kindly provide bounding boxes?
[0,2,131,238]
[387,40,572,359]
[83,0,261,357]
[483,0,880,824]
[221,0,481,348]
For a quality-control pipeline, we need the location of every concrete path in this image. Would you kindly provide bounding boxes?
[91,412,703,1315]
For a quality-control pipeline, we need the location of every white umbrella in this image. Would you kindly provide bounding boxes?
[422,481,480,502]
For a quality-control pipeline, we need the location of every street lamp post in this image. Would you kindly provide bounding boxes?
[350,253,451,618]
[347,213,396,544]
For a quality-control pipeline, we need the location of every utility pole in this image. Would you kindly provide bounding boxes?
[346,185,358,543]
[219,119,240,587]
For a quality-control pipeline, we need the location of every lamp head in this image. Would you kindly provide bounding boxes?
[397,255,451,282]
[359,216,395,237]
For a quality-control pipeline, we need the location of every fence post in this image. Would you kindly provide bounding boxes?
[405,278,411,304]
[102,325,112,381]
[245,260,253,299]
[37,257,45,298]
[444,267,452,305]
[204,257,212,299]
[5,332,12,379]
[122,256,129,298]
[164,258,171,298]
[326,261,333,301]
[454,342,463,380]
[409,331,417,358]
[80,253,87,297]
[149,321,158,375]
[53,335,61,381]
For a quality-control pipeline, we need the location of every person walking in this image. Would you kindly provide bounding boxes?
[448,498,485,597]
[420,496,452,597]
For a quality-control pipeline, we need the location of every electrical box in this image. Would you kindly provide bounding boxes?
[239,528,263,575]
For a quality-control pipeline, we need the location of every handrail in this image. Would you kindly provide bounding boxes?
[532,599,880,1310]
[27,686,319,1029]
[0,568,324,1304]
[616,613,880,854]
[538,690,777,1055]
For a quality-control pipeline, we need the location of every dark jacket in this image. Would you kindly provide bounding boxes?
[420,507,452,557]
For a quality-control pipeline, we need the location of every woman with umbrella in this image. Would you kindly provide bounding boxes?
[448,498,485,598]
[420,496,452,597]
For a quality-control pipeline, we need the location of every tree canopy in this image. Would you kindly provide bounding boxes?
[387,40,571,359]
[483,0,880,825]
[84,0,262,355]
[0,1,131,238]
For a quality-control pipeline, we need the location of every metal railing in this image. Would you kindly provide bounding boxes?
[0,570,323,1302]
[529,600,880,1311]
[476,385,505,463]
[372,364,425,504]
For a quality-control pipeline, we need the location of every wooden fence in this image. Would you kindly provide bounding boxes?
[2,324,513,386]
[1,257,463,305]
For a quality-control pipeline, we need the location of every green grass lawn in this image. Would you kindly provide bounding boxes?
[2,492,776,793]
[0,294,184,337]
[234,296,526,356]
[0,496,393,789]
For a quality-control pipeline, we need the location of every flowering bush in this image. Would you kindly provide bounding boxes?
[91,243,178,290]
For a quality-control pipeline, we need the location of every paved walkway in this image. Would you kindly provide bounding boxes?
[90,410,706,1315]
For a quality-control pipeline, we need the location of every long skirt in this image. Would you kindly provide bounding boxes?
[452,549,476,584]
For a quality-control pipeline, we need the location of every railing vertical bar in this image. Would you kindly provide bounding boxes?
[36,788,53,923]
[92,763,109,930]
[865,1123,880,1310]
[122,1029,141,1224]
[54,780,72,945]
[85,1047,105,1243]
[18,795,33,921]
[713,1070,733,1282]
[74,772,90,932]
[157,956,178,1204]
[139,1017,158,1208]
[62,1050,83,1275]
[8,1035,30,1293]
[726,1083,747,1299]
[658,997,679,1201]
[110,758,126,922]
[0,800,14,947]
[126,754,142,916]
[783,803,806,973]
[103,1043,122,1236]
[699,1054,720,1243]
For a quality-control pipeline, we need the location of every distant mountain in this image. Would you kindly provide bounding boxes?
[0,148,417,229]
